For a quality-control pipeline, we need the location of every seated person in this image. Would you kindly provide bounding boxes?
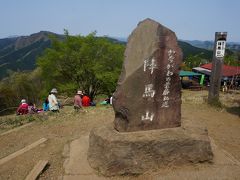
[48,88,60,112]
[82,94,90,107]
[16,99,29,115]
[90,101,96,106]
[43,98,49,111]
[28,102,38,114]
[74,90,83,111]
[100,95,112,105]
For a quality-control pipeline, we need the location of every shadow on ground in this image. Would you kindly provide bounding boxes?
[225,99,240,117]
[226,106,240,117]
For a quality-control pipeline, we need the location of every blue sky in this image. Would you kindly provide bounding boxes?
[0,0,239,42]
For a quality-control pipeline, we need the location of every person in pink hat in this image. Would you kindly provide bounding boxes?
[73,90,83,111]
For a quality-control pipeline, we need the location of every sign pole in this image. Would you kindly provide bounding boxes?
[208,32,227,104]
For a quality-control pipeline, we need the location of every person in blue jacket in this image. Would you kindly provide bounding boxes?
[43,97,49,111]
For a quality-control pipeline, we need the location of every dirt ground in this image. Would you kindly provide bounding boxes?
[0,90,239,180]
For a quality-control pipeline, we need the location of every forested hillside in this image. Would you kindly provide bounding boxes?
[0,31,61,79]
[178,41,212,59]
[0,31,219,80]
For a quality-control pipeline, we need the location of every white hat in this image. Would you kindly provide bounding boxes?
[77,90,83,95]
[21,99,26,103]
[51,88,58,93]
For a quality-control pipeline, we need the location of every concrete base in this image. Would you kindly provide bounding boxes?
[62,136,106,180]
[87,124,213,176]
[62,135,240,179]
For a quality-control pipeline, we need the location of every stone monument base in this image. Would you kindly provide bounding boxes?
[87,124,213,176]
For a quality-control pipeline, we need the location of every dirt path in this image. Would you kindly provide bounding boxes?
[0,106,115,180]
[0,90,239,179]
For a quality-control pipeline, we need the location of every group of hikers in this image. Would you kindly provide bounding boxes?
[73,90,94,111]
[16,88,112,115]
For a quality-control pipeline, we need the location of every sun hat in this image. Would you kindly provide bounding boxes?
[21,99,26,103]
[51,88,58,93]
[77,90,83,95]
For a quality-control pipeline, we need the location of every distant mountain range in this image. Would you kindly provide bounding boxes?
[114,37,240,51]
[112,37,213,59]
[0,31,56,79]
[0,32,238,80]
[183,40,240,51]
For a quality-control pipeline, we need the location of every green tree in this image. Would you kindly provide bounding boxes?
[224,54,240,66]
[0,68,44,114]
[37,31,125,99]
[183,54,206,70]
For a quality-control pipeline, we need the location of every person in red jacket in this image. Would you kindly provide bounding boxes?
[82,94,90,107]
[16,99,29,115]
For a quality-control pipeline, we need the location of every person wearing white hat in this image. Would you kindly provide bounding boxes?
[73,90,83,111]
[16,99,29,115]
[48,88,59,112]
[51,88,58,94]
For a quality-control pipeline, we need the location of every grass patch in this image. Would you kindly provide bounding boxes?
[226,106,240,117]
[0,114,47,131]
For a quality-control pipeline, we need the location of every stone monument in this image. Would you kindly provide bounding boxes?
[88,18,213,176]
[113,18,181,132]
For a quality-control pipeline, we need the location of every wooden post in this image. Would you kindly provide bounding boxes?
[25,160,48,180]
[0,138,47,166]
[208,32,227,104]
